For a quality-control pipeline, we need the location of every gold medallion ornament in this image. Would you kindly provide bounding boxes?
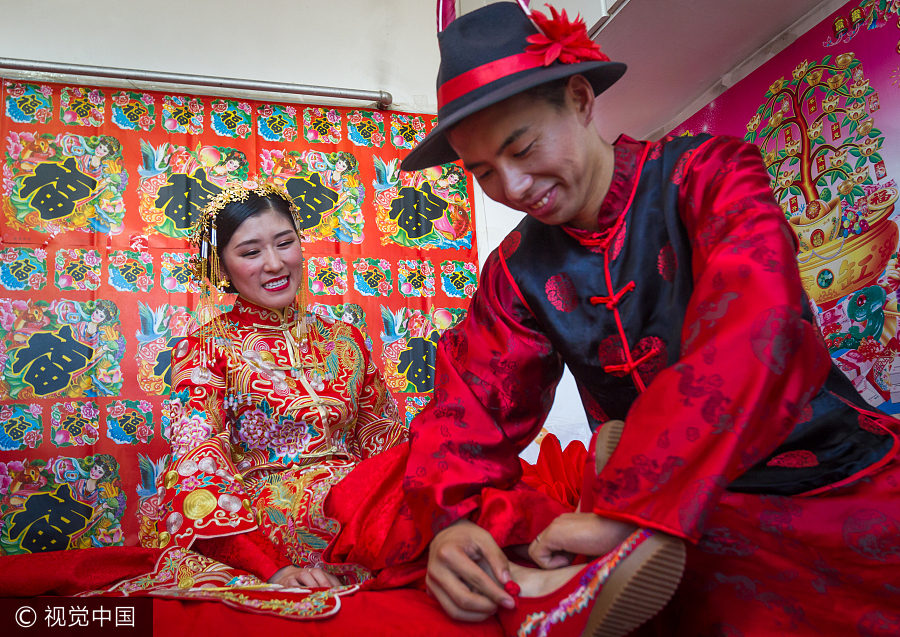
[183,488,218,520]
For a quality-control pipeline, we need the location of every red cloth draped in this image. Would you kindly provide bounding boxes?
[0,547,503,637]
[325,135,900,634]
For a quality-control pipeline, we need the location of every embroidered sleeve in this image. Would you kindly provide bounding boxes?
[589,136,830,541]
[347,324,408,459]
[155,334,259,551]
[403,250,565,537]
[166,334,228,461]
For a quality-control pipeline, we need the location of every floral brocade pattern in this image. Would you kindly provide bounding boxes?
[151,297,405,578]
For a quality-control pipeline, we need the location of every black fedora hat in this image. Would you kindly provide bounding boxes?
[401,1,626,171]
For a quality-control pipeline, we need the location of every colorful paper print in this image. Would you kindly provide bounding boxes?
[304,107,341,144]
[3,132,128,234]
[440,260,478,298]
[5,83,52,124]
[0,248,46,292]
[397,259,435,297]
[160,252,198,293]
[390,114,426,150]
[373,158,472,250]
[380,306,465,393]
[211,99,252,139]
[0,404,43,451]
[106,399,154,445]
[162,95,203,135]
[134,304,194,396]
[307,257,348,295]
[352,257,392,296]
[60,87,104,127]
[0,453,126,553]
[108,250,153,293]
[137,142,247,238]
[257,104,297,142]
[50,401,99,448]
[347,110,385,147]
[261,149,366,243]
[0,298,126,399]
[54,249,101,292]
[111,91,155,132]
[404,395,430,427]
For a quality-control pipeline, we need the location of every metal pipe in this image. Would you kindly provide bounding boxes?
[0,57,393,109]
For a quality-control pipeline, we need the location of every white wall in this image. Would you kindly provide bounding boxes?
[0,0,591,447]
[0,0,441,113]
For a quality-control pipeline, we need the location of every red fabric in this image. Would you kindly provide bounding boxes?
[362,135,900,633]
[194,529,292,582]
[587,136,834,540]
[519,434,586,511]
[0,547,502,637]
[642,450,900,636]
[323,441,566,588]
[0,546,163,596]
[152,588,502,637]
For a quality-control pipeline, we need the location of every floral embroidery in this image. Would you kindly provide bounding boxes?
[545,273,578,312]
[657,243,677,282]
[766,450,820,468]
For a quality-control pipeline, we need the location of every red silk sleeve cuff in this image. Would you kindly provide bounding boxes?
[193,530,292,582]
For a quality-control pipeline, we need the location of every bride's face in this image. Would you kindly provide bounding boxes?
[220,208,304,310]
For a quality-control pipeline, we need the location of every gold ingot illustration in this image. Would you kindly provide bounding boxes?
[164,470,179,489]
[157,531,171,548]
[182,488,218,520]
[799,213,898,306]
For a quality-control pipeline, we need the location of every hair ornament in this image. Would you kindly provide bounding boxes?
[186,178,300,297]
[525,5,610,66]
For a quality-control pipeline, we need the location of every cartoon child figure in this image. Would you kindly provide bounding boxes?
[210,150,248,182]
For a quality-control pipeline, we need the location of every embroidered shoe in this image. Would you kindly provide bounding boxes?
[498,527,685,637]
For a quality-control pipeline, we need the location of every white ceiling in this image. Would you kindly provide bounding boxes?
[585,0,850,139]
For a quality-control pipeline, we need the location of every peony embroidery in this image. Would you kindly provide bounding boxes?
[657,243,677,282]
[545,273,578,312]
[766,450,819,468]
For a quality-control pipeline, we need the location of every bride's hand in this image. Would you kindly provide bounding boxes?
[528,513,636,569]
[268,565,341,588]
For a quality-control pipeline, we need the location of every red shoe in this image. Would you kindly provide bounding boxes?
[497,528,685,637]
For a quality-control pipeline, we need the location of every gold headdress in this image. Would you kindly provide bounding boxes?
[188,179,302,300]
[184,178,333,410]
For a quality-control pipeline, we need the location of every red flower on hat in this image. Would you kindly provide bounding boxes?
[526,6,610,66]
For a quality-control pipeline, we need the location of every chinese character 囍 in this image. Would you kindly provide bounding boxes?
[7,484,93,552]
[388,183,448,239]
[285,174,338,229]
[154,168,222,230]
[20,158,97,221]
[10,325,94,396]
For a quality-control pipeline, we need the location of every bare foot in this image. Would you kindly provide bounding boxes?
[508,562,586,598]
